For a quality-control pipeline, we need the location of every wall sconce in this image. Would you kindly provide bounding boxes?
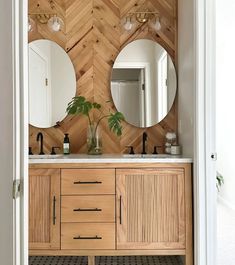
[122,11,161,32]
[28,0,64,33]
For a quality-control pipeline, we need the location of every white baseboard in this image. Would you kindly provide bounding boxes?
[217,195,235,212]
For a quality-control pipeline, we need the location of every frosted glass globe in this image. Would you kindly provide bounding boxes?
[47,15,64,32]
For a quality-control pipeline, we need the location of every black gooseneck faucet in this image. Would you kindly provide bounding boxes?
[141,132,148,154]
[36,132,45,155]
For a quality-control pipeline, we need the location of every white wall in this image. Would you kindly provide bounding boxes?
[178,0,195,157]
[114,39,157,126]
[50,43,76,125]
[216,0,235,208]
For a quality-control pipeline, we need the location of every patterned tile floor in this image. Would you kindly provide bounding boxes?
[29,256,183,265]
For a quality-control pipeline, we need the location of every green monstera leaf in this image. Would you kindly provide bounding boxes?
[108,112,125,136]
[66,96,125,137]
[67,96,93,116]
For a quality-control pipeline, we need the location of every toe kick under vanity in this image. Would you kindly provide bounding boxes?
[28,155,193,265]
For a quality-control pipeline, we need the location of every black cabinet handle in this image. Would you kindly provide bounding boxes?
[53,196,56,225]
[73,235,102,240]
[73,208,102,212]
[73,181,102,185]
[120,195,122,225]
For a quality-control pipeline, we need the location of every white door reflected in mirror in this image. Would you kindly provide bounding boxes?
[29,39,76,128]
[111,39,177,128]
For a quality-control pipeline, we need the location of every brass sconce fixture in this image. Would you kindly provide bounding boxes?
[28,0,64,32]
[121,11,161,32]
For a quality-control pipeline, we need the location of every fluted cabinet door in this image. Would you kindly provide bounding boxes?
[116,168,185,250]
[29,169,61,250]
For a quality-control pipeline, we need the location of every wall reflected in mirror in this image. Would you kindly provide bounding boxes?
[29,39,76,128]
[111,39,177,128]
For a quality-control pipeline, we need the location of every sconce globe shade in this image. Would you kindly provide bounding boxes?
[47,15,64,32]
[122,17,135,31]
[28,16,36,32]
[149,17,161,32]
[124,20,133,31]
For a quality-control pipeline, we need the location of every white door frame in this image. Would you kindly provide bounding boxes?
[19,1,29,265]
[15,0,29,264]
[194,0,217,264]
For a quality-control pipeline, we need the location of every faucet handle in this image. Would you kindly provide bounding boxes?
[152,146,162,154]
[51,147,60,155]
[28,147,33,155]
[125,146,135,155]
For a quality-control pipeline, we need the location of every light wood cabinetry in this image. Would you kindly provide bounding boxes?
[29,168,60,250]
[116,168,185,250]
[61,169,115,195]
[61,195,115,223]
[61,223,115,250]
[29,163,193,265]
[61,168,116,250]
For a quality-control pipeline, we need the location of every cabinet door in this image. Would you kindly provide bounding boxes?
[116,168,185,250]
[29,168,60,250]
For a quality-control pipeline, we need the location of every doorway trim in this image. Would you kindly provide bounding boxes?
[113,62,150,126]
[194,0,217,264]
[18,0,29,265]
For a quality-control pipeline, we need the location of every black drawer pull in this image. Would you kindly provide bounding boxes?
[53,196,56,225]
[120,195,122,225]
[73,235,102,240]
[73,208,102,212]
[73,181,102,185]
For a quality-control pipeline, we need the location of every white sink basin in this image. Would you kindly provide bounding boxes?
[122,154,142,158]
[29,154,64,159]
[122,154,172,158]
[142,154,172,158]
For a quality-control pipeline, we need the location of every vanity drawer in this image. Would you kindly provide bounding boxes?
[61,169,115,195]
[61,195,115,222]
[61,223,115,250]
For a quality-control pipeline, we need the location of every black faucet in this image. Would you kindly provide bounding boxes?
[141,132,148,154]
[36,132,44,155]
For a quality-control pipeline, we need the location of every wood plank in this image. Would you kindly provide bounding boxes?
[61,168,115,195]
[29,248,186,256]
[61,223,115,250]
[29,168,61,250]
[116,168,186,250]
[185,163,193,265]
[88,256,96,265]
[61,195,115,222]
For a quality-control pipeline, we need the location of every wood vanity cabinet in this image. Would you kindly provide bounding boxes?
[116,168,186,249]
[29,163,192,265]
[29,168,60,250]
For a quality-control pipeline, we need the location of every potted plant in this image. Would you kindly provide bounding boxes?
[66,96,125,154]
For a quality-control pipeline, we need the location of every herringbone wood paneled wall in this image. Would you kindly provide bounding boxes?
[29,0,177,154]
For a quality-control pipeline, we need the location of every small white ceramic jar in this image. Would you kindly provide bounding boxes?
[170,145,181,155]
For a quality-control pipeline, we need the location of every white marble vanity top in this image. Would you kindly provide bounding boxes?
[28,154,193,164]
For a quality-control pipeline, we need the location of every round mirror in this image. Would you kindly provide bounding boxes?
[29,39,76,128]
[111,39,177,128]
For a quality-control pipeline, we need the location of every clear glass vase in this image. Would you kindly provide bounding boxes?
[87,123,102,155]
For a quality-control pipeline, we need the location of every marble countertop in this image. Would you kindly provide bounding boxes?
[28,154,193,164]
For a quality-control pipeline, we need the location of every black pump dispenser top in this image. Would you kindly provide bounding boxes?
[64,133,69,143]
